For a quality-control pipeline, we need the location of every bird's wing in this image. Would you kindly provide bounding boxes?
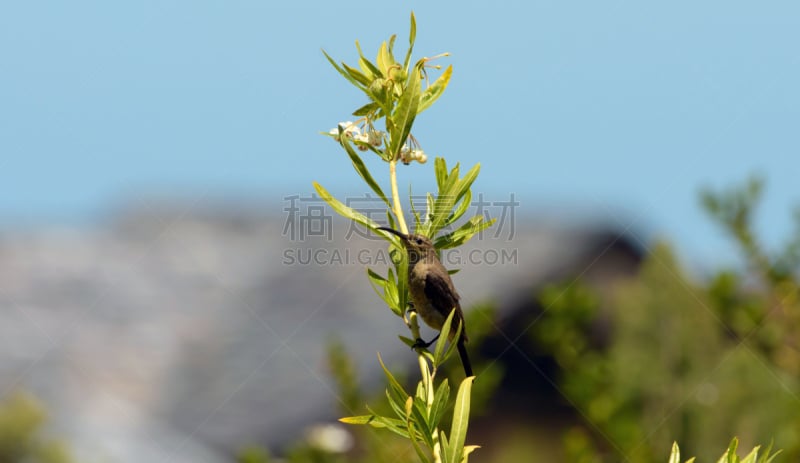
[423,272,461,315]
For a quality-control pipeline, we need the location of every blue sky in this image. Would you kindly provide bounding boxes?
[1,2,798,270]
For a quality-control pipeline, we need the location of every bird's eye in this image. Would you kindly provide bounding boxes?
[415,238,423,245]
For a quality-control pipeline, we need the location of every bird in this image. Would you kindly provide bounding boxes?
[377,227,473,377]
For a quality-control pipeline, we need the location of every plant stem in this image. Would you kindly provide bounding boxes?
[390,159,409,234]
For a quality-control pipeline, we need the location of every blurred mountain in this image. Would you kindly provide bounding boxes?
[0,202,642,462]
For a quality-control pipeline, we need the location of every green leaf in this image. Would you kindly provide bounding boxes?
[454,163,481,203]
[434,157,448,191]
[408,425,432,463]
[355,40,382,80]
[385,389,408,421]
[339,414,390,427]
[404,398,432,463]
[359,56,383,80]
[352,101,380,117]
[388,59,423,158]
[345,411,413,439]
[393,243,409,317]
[448,376,474,463]
[378,353,410,409]
[758,441,781,463]
[428,164,463,234]
[436,216,497,250]
[404,11,417,71]
[322,49,366,90]
[342,62,371,87]
[339,137,391,208]
[384,268,399,312]
[442,319,463,367]
[669,442,680,463]
[444,190,472,228]
[742,446,761,463]
[369,80,394,117]
[717,437,739,463]
[367,268,401,316]
[419,64,452,113]
[410,396,433,447]
[434,308,457,366]
[429,378,451,429]
[312,182,380,231]
[439,430,451,463]
[442,163,461,197]
[377,41,395,76]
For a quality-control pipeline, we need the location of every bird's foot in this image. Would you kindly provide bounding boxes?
[411,334,440,350]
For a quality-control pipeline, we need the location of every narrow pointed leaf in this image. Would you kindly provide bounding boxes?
[404,12,417,71]
[742,446,761,463]
[439,430,451,463]
[436,217,496,250]
[434,308,457,366]
[408,427,432,463]
[668,442,680,463]
[354,41,377,80]
[313,182,380,231]
[759,441,782,463]
[388,60,422,158]
[322,49,366,90]
[435,157,448,190]
[404,400,432,463]
[442,319,463,366]
[342,62,371,87]
[340,137,390,207]
[454,163,481,202]
[359,56,383,80]
[448,376,474,463]
[366,267,390,303]
[385,389,407,421]
[352,101,380,117]
[430,378,451,429]
[378,353,410,407]
[396,244,409,315]
[419,64,453,113]
[377,41,394,76]
[444,190,473,228]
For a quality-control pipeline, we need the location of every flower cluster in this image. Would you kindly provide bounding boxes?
[399,143,427,165]
[327,120,427,164]
[328,121,361,141]
[327,121,383,151]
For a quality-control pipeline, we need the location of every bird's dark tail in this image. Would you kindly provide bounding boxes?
[456,339,473,377]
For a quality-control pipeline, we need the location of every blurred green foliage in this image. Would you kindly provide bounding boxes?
[530,176,800,462]
[0,392,73,463]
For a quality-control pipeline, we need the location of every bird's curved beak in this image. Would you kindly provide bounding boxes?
[376,226,408,241]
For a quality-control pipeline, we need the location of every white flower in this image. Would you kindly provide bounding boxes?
[399,144,413,164]
[328,121,361,141]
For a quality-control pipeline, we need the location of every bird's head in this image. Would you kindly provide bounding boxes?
[377,227,436,262]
